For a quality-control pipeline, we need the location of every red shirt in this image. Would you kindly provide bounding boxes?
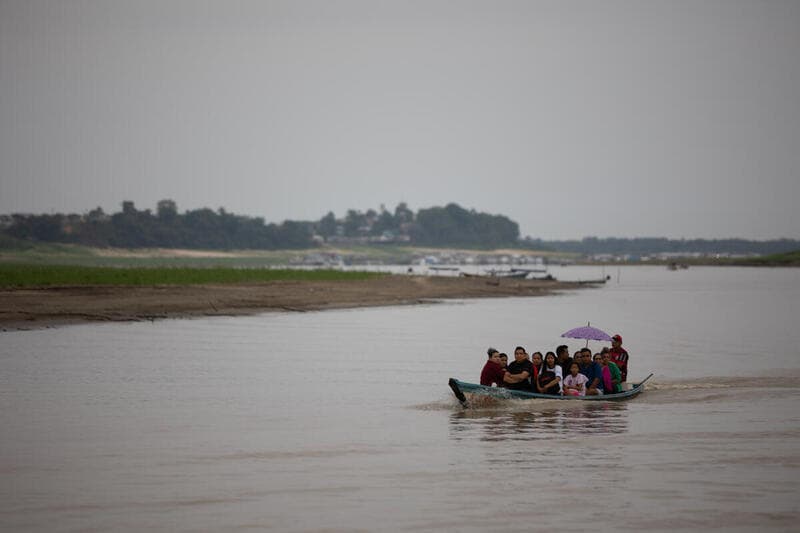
[480,360,506,386]
[609,347,629,381]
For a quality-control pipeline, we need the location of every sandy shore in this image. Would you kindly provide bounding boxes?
[0,275,596,330]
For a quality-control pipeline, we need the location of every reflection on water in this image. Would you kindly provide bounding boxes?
[449,401,629,442]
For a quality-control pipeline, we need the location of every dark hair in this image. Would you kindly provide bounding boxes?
[531,352,544,374]
[545,352,557,368]
[487,347,499,358]
[556,345,569,357]
[514,346,525,354]
[499,353,508,360]
[580,347,592,355]
[570,361,580,371]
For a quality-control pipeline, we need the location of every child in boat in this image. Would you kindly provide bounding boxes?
[536,352,562,395]
[562,362,588,396]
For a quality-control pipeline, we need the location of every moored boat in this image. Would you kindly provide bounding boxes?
[487,269,529,279]
[448,374,653,407]
[459,269,533,279]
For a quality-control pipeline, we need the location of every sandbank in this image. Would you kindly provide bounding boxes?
[0,275,598,331]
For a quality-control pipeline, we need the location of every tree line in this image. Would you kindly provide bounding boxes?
[1,200,796,254]
[1,200,312,250]
[521,236,800,256]
[0,200,520,250]
[317,202,520,246]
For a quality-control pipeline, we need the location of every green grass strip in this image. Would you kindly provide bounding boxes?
[0,264,387,288]
[745,250,800,265]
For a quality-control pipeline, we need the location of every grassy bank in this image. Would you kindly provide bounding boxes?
[727,250,800,266]
[0,243,298,268]
[0,264,385,288]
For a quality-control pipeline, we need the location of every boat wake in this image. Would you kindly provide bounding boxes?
[647,373,800,391]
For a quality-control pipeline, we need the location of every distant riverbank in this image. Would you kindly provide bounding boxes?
[2,243,797,269]
[0,274,593,331]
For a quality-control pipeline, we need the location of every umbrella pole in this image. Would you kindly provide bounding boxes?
[586,321,590,348]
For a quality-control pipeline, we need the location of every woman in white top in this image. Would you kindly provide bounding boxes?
[537,351,562,395]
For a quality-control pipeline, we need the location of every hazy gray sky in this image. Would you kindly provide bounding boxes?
[1,0,799,239]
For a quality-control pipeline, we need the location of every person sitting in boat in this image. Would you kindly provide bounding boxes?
[579,348,604,395]
[608,334,629,383]
[536,352,562,395]
[602,348,623,393]
[499,353,508,370]
[480,348,506,387]
[530,351,543,388]
[562,361,588,396]
[504,346,534,391]
[596,353,614,394]
[556,344,572,377]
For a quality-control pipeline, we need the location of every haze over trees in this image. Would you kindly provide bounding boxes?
[1,201,315,250]
[1,200,797,256]
[0,201,520,250]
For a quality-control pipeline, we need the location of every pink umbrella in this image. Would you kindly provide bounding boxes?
[561,322,612,347]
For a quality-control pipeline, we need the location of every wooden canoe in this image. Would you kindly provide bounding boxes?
[448,374,653,407]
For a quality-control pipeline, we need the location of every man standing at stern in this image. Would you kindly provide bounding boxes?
[609,334,629,383]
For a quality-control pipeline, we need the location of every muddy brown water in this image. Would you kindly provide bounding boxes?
[1,266,799,532]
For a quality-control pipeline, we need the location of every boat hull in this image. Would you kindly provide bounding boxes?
[448,374,653,404]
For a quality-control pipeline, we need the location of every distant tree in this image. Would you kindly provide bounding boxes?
[277,220,314,248]
[6,213,65,242]
[182,208,226,248]
[121,200,136,215]
[343,209,367,237]
[77,208,113,246]
[157,199,178,220]
[412,203,519,247]
[110,202,163,247]
[317,211,338,240]
[371,208,396,236]
[394,202,414,224]
[86,207,107,221]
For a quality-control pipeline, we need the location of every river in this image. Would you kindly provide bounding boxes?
[1,266,799,532]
